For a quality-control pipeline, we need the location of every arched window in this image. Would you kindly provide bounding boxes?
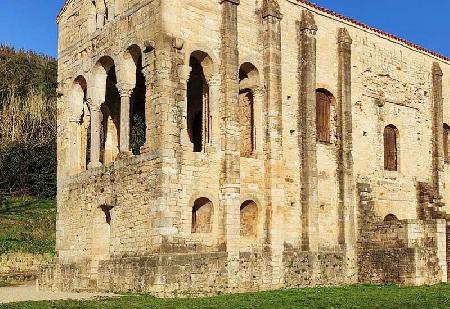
[239,63,259,157]
[92,56,121,165]
[240,200,258,238]
[384,125,398,171]
[384,214,398,222]
[127,45,147,155]
[444,124,450,163]
[70,76,90,174]
[191,198,213,233]
[187,51,211,153]
[316,89,333,143]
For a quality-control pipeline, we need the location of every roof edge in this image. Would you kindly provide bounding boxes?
[294,0,450,63]
[57,0,71,23]
[56,0,450,62]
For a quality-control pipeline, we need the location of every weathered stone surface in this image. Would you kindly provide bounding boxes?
[48,0,450,296]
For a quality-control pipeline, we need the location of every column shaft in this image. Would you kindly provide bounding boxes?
[89,105,102,168]
[119,92,132,154]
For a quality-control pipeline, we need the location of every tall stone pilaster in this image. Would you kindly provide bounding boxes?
[432,62,445,204]
[138,35,185,247]
[298,10,318,252]
[219,0,240,291]
[262,0,284,287]
[140,46,156,154]
[337,28,356,281]
[337,28,354,246]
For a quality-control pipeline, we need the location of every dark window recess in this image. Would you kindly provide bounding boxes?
[384,125,398,171]
[444,124,450,163]
[316,91,331,143]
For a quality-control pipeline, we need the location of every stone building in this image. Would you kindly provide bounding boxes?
[41,0,450,295]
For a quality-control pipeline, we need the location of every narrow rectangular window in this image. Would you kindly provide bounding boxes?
[384,125,398,171]
[444,124,449,163]
[316,91,331,143]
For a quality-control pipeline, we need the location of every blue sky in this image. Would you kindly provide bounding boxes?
[0,1,448,58]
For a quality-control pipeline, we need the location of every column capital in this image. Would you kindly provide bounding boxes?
[89,100,102,112]
[299,10,317,34]
[262,0,282,20]
[117,84,134,98]
[338,28,352,45]
[219,0,239,5]
[433,62,443,77]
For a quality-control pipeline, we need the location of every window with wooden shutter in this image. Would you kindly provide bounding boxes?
[444,124,450,163]
[316,90,331,143]
[384,125,398,171]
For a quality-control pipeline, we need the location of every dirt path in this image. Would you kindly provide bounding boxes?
[0,284,115,304]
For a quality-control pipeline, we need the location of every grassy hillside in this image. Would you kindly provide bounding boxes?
[0,45,57,198]
[0,197,56,255]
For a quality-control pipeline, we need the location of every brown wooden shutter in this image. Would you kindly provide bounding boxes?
[316,91,330,143]
[384,126,397,171]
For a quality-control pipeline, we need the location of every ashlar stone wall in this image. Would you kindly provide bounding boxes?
[46,0,450,295]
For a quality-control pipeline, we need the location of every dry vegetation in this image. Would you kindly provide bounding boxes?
[0,45,57,197]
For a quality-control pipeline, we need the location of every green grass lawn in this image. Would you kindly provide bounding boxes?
[2,284,450,308]
[0,196,56,255]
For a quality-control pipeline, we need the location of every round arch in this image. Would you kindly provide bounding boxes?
[240,200,258,238]
[191,197,213,234]
[239,62,260,90]
[69,75,88,120]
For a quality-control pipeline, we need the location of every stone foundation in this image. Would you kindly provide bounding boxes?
[0,253,54,284]
[357,183,447,286]
[39,250,353,296]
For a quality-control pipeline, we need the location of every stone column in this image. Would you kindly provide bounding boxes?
[68,117,81,175]
[298,10,318,252]
[262,0,284,288]
[219,0,240,292]
[118,86,133,155]
[337,28,356,281]
[88,103,103,169]
[432,62,445,204]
